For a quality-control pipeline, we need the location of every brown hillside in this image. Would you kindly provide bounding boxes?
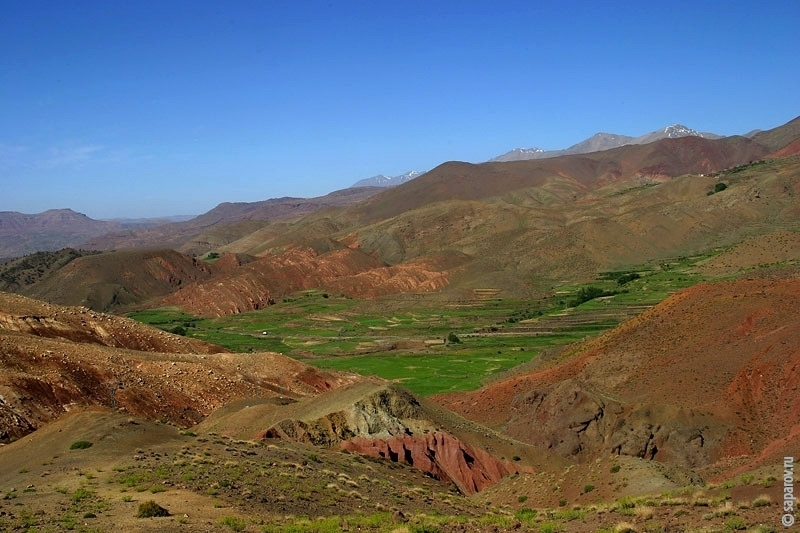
[156,155,800,315]
[13,132,798,316]
[694,231,800,277]
[0,292,359,442]
[0,291,221,353]
[751,114,800,151]
[770,136,800,158]
[354,135,769,222]
[16,248,216,312]
[0,209,122,259]
[435,278,800,480]
[81,186,382,252]
[163,246,457,316]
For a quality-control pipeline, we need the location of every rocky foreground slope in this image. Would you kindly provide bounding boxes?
[0,292,359,442]
[198,380,557,495]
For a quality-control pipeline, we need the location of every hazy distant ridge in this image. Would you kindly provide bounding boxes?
[491,124,721,162]
[351,170,426,188]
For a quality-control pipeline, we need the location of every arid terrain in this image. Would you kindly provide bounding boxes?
[1,116,799,531]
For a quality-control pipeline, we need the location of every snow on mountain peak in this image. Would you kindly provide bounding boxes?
[663,124,702,138]
[350,170,426,189]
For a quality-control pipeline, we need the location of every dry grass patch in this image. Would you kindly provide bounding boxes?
[633,505,654,521]
[751,494,772,508]
[613,521,638,533]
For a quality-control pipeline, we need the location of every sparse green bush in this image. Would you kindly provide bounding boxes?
[584,484,595,493]
[218,515,246,531]
[411,525,443,533]
[446,332,461,344]
[751,494,772,507]
[616,272,640,285]
[71,487,94,502]
[69,440,93,450]
[707,181,728,195]
[724,515,746,530]
[515,507,537,524]
[137,500,170,518]
[569,286,617,307]
[615,496,636,510]
[539,521,565,533]
[610,464,621,473]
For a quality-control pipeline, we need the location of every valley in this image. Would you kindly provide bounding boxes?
[1,116,799,532]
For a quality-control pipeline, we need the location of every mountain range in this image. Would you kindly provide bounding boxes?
[1,115,797,314]
[490,123,722,162]
[1,114,800,530]
[350,169,426,188]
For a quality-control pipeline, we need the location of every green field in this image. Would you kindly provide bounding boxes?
[128,254,715,396]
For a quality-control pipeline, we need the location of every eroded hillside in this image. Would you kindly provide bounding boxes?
[0,292,359,442]
[435,278,800,482]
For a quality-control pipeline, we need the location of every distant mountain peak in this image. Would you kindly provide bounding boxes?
[491,123,720,162]
[512,147,545,155]
[351,170,426,188]
[662,124,701,137]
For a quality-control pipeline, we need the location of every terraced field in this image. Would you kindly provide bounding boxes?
[128,252,720,396]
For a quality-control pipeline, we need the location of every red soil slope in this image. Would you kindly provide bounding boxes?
[435,279,800,478]
[163,247,453,316]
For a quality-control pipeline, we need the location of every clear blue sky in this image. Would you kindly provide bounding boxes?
[2,1,798,218]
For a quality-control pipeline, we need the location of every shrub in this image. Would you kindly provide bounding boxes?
[69,440,93,450]
[569,286,616,307]
[610,464,621,474]
[724,516,746,530]
[616,272,640,285]
[539,522,564,533]
[751,494,771,507]
[446,332,461,344]
[71,487,94,502]
[584,484,596,493]
[137,500,170,518]
[218,516,246,531]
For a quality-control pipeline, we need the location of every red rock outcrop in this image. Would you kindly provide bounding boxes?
[341,431,532,495]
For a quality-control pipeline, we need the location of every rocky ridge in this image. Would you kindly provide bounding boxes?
[208,382,536,495]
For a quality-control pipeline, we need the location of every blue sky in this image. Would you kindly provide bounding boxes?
[2,1,798,219]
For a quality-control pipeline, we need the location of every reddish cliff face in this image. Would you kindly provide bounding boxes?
[341,432,532,495]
